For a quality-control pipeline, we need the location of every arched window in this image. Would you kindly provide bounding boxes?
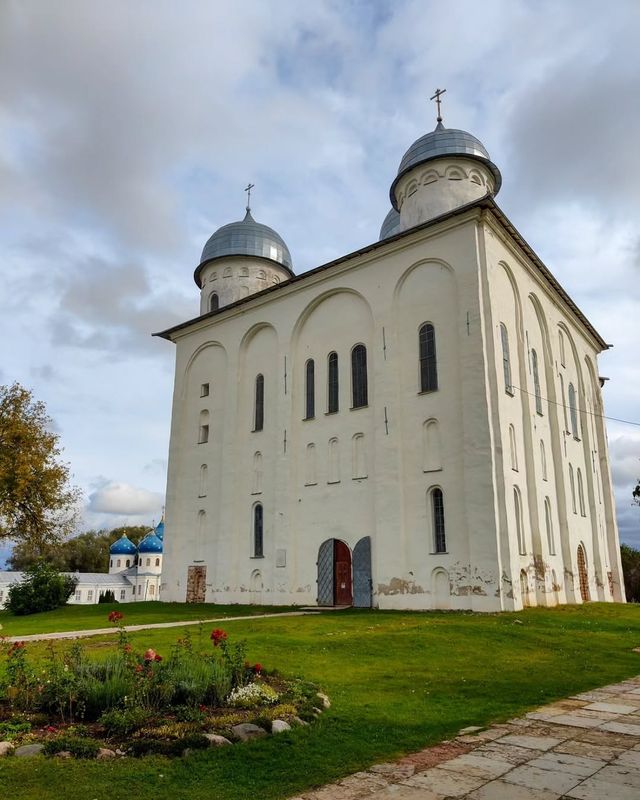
[540,440,547,481]
[254,374,264,431]
[577,468,586,516]
[569,464,576,512]
[514,487,525,555]
[431,488,446,553]
[155,558,160,567]
[559,330,566,366]
[351,345,368,408]
[117,559,121,568]
[305,443,317,485]
[304,359,315,419]
[209,293,219,312]
[126,559,130,567]
[423,419,442,472]
[419,323,438,392]
[568,383,579,439]
[327,352,339,413]
[509,424,518,471]
[110,559,113,568]
[352,433,367,479]
[199,464,208,497]
[253,504,263,558]
[500,323,513,395]
[328,437,340,483]
[559,374,569,432]
[198,410,209,444]
[531,349,543,415]
[252,452,263,494]
[544,497,555,555]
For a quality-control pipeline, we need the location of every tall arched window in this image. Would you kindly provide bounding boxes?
[305,443,317,485]
[209,293,219,312]
[253,504,263,558]
[559,330,566,366]
[569,464,577,513]
[304,359,315,419]
[198,410,209,444]
[328,437,340,483]
[431,488,446,553]
[254,374,264,431]
[252,452,263,494]
[351,344,368,408]
[422,419,442,472]
[544,497,555,555]
[500,323,513,395]
[531,349,543,415]
[568,383,579,439]
[352,433,367,479]
[327,352,339,413]
[514,487,525,555]
[559,373,569,432]
[577,468,586,516]
[509,424,518,471]
[419,323,438,392]
[199,464,208,497]
[540,440,547,481]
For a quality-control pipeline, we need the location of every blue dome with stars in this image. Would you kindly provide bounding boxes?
[138,532,163,554]
[109,534,138,556]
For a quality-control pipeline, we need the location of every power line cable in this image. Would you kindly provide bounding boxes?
[510,384,640,429]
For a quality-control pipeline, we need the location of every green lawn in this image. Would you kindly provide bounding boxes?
[1,603,639,800]
[0,601,299,637]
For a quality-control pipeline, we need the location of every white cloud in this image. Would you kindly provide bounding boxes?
[88,481,163,516]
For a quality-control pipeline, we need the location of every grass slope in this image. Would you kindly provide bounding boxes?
[0,602,297,637]
[1,603,639,800]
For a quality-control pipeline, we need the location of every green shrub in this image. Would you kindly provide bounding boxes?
[7,562,77,616]
[129,734,209,758]
[98,590,116,604]
[99,707,152,737]
[43,735,100,759]
[0,719,32,741]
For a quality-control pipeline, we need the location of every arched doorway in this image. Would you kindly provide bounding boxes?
[317,539,353,606]
[432,568,450,610]
[250,569,263,604]
[353,537,372,608]
[577,544,590,603]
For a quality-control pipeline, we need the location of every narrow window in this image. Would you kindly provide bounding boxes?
[199,464,208,497]
[110,559,113,568]
[500,323,514,395]
[540,440,547,481]
[87,590,93,602]
[209,293,219,312]
[252,452,263,494]
[198,409,209,444]
[119,589,125,601]
[419,323,438,392]
[146,558,150,567]
[138,585,142,595]
[75,590,82,602]
[545,497,555,555]
[253,504,264,557]
[328,437,340,483]
[532,349,543,415]
[149,585,155,596]
[254,374,264,431]
[432,488,446,553]
[305,443,317,485]
[305,359,315,419]
[559,330,566,367]
[351,344,368,408]
[327,352,339,413]
[352,433,367,479]
[577,468,586,516]
[126,559,130,567]
[509,424,518,471]
[423,419,442,472]
[155,558,160,567]
[117,559,121,568]
[200,383,209,398]
[569,464,576,513]
[568,382,579,439]
[514,487,525,555]
[559,374,569,432]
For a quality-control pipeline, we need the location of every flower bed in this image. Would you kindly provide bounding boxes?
[0,614,327,759]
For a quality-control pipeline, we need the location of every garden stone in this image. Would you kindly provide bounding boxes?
[204,733,232,747]
[15,743,44,757]
[272,720,291,734]
[0,741,14,756]
[55,751,72,759]
[317,692,331,709]
[312,707,323,715]
[231,723,267,742]
[97,748,116,760]
[293,716,309,726]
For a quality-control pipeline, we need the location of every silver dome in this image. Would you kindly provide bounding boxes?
[379,207,401,240]
[197,210,293,283]
[390,122,501,209]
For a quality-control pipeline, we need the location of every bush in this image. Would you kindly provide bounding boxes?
[98,590,116,604]
[129,734,209,758]
[99,707,152,737]
[43,735,101,759]
[227,683,279,709]
[7,562,77,616]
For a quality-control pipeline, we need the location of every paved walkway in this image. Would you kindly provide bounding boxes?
[292,675,640,800]
[4,610,314,643]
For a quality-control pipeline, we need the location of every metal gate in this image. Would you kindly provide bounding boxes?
[317,539,334,606]
[353,536,372,608]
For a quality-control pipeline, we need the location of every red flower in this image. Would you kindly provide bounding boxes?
[8,641,25,655]
[253,663,262,674]
[45,725,57,733]
[210,629,228,647]
[198,704,206,712]
[108,611,124,624]
[143,648,157,661]
[154,654,162,662]
[134,664,143,673]
[123,643,133,653]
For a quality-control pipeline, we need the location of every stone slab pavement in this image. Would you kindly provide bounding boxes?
[3,610,316,643]
[290,675,640,800]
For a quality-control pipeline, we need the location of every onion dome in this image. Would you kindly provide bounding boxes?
[138,532,163,554]
[379,208,401,240]
[154,519,164,541]
[390,122,502,209]
[195,209,294,287]
[109,533,137,556]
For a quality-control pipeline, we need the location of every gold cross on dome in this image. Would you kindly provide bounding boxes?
[430,88,446,123]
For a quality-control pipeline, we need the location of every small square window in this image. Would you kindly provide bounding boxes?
[200,383,209,397]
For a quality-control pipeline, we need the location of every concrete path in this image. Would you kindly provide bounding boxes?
[4,610,316,643]
[292,675,640,800]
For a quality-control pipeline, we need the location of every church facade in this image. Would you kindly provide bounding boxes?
[157,115,624,612]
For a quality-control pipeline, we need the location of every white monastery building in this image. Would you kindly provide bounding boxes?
[157,101,624,612]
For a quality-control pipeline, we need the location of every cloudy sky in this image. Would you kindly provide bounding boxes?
[1,0,639,563]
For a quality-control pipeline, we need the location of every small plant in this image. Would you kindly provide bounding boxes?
[99,707,152,737]
[0,719,32,741]
[43,734,101,759]
[227,682,279,709]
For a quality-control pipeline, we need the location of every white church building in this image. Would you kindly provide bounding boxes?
[156,104,624,612]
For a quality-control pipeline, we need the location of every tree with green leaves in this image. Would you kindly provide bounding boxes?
[620,544,640,603]
[0,383,81,550]
[6,561,78,615]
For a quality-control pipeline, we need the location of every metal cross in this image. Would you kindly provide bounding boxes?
[244,182,255,212]
[430,88,446,123]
